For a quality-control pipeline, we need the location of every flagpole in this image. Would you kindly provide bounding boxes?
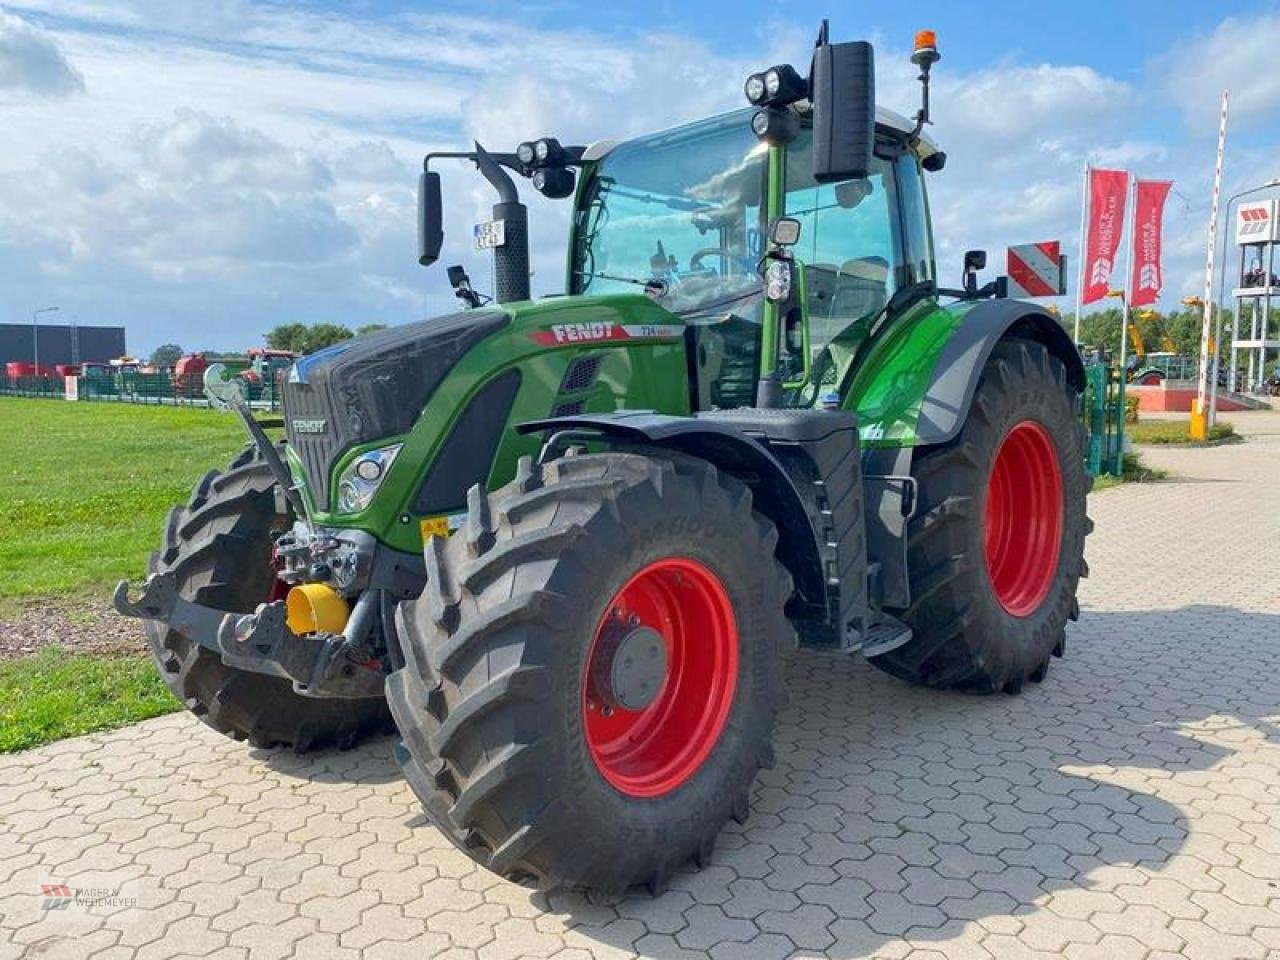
[1119,177,1136,373]
[1074,163,1090,344]
[1200,90,1230,434]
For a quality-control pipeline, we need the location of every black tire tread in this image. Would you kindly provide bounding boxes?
[388,450,794,893]
[873,339,1090,693]
[145,444,393,751]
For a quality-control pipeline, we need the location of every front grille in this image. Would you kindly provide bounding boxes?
[283,308,510,509]
[283,382,341,510]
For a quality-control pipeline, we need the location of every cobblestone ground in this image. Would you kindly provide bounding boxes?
[2,412,1278,960]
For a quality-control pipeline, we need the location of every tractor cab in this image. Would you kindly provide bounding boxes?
[566,105,941,411]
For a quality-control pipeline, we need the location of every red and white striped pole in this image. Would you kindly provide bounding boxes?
[1192,90,1229,440]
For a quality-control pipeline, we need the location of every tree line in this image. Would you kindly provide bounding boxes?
[146,322,389,366]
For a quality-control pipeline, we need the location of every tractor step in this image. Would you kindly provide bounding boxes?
[857,617,913,659]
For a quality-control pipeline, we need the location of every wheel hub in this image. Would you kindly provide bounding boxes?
[592,621,668,711]
[582,557,738,798]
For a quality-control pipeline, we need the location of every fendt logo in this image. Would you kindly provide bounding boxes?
[1089,256,1113,287]
[528,322,684,348]
[1239,207,1270,237]
[1137,263,1160,291]
[549,322,617,343]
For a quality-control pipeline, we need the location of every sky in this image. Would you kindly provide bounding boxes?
[1,0,1279,356]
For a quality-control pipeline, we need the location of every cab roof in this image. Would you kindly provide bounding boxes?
[583,106,941,164]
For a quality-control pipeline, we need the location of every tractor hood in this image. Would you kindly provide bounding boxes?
[283,292,688,518]
[284,308,511,508]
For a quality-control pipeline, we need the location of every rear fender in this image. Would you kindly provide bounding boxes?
[916,300,1084,446]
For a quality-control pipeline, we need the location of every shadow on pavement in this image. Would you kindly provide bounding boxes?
[550,604,1279,957]
[236,603,1278,957]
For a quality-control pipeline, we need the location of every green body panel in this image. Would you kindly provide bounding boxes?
[845,300,970,447]
[289,293,690,555]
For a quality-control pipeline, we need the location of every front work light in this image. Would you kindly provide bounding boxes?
[336,443,402,513]
[763,64,807,103]
[516,141,537,166]
[745,64,806,107]
[765,259,793,303]
[751,107,800,145]
[534,137,564,165]
[533,167,576,199]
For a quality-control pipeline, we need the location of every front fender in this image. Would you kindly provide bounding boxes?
[517,411,828,621]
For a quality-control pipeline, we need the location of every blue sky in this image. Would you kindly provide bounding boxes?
[1,1,1278,355]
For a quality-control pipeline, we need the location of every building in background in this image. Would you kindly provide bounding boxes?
[0,323,127,366]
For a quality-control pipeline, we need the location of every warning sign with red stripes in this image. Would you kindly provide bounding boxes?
[1007,241,1064,299]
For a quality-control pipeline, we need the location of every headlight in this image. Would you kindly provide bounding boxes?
[336,443,402,513]
[516,141,536,166]
[765,259,792,303]
[744,72,766,104]
[764,68,781,98]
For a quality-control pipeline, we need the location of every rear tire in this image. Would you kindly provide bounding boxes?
[387,451,794,893]
[146,445,393,751]
[872,339,1089,693]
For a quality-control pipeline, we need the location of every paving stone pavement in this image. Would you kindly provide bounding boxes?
[3,410,1279,960]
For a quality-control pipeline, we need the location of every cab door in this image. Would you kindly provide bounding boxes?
[777,130,935,402]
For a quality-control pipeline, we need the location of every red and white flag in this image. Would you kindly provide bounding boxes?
[1129,180,1173,308]
[1082,168,1129,304]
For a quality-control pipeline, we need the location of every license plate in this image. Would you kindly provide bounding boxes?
[474,219,506,250]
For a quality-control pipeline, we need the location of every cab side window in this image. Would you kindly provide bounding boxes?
[896,153,935,286]
[784,133,903,367]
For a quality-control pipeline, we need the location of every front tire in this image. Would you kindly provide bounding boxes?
[872,339,1089,693]
[146,446,393,750]
[387,451,794,893]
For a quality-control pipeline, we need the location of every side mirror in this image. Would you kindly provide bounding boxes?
[964,249,986,296]
[810,32,876,184]
[418,171,444,266]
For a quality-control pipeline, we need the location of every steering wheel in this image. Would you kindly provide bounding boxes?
[689,247,750,274]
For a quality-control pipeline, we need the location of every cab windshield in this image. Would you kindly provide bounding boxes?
[571,111,768,316]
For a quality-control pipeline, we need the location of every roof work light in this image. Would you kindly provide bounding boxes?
[744,63,806,107]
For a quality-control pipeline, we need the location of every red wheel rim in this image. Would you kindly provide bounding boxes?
[984,420,1064,617]
[583,557,738,798]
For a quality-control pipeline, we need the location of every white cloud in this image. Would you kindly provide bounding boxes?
[1164,15,1280,128]
[0,3,1276,356]
[0,9,82,96]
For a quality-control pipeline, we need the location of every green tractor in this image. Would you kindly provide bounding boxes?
[116,24,1089,894]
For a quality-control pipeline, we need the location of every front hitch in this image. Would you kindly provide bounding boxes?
[114,574,384,699]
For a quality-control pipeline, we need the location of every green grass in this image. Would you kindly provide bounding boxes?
[0,399,250,611]
[1127,419,1237,445]
[1091,452,1168,492]
[0,647,178,752]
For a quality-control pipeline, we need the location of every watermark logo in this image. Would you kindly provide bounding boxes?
[40,885,73,911]
[39,882,136,913]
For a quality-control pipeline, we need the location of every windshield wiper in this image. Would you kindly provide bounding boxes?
[574,269,670,298]
[597,182,708,213]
